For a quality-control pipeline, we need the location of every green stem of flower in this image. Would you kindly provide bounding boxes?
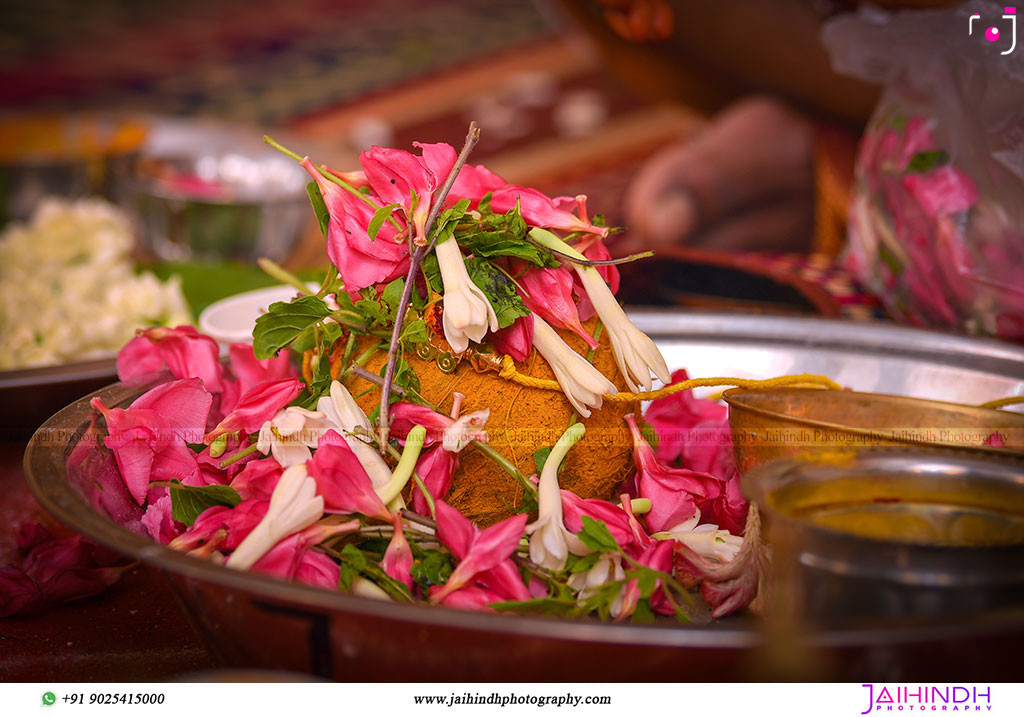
[219,441,259,469]
[256,258,311,295]
[527,228,653,266]
[472,440,538,499]
[383,443,435,519]
[378,425,426,505]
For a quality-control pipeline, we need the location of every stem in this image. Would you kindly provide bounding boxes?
[378,425,426,504]
[400,508,438,531]
[525,231,654,267]
[219,441,259,468]
[471,439,538,499]
[257,258,311,295]
[377,122,481,450]
[381,442,435,519]
[349,365,407,395]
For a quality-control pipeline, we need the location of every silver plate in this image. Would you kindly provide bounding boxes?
[631,309,1024,406]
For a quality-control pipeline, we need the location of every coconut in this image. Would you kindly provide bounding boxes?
[344,318,638,525]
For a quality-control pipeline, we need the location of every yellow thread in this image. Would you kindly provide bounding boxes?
[498,355,842,401]
[979,395,1024,410]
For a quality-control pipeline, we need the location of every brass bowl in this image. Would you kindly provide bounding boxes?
[724,387,1024,476]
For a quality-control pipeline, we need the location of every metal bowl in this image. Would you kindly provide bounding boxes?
[22,378,1024,681]
[116,120,310,263]
[743,449,1024,626]
[724,387,1024,475]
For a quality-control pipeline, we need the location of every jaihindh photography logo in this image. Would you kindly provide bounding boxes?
[860,685,993,713]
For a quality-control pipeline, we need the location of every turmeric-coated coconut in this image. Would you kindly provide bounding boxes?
[345,319,638,525]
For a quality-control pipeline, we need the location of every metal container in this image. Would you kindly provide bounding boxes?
[743,450,1024,626]
[22,312,1024,680]
[116,119,310,263]
[724,387,1024,475]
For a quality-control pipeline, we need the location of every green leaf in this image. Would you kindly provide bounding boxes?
[382,278,406,312]
[410,549,455,590]
[454,201,558,267]
[533,446,552,476]
[337,544,368,592]
[169,480,242,527]
[252,295,331,359]
[634,569,659,599]
[567,552,601,574]
[631,598,656,624]
[465,257,530,329]
[490,596,578,617]
[905,150,949,174]
[368,203,400,241]
[420,253,442,294]
[431,198,471,246]
[400,318,428,345]
[306,182,330,238]
[578,516,621,555]
[355,298,387,326]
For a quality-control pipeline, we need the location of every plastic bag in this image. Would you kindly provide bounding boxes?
[823,1,1024,339]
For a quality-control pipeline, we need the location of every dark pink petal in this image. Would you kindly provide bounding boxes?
[382,514,413,590]
[477,559,531,602]
[169,499,270,554]
[306,431,390,521]
[17,523,54,553]
[66,418,145,533]
[0,565,41,617]
[388,402,452,446]
[300,157,409,293]
[626,414,718,533]
[706,474,748,536]
[294,550,340,589]
[433,500,476,559]
[230,457,284,501]
[116,335,168,382]
[250,521,356,583]
[129,378,213,444]
[207,378,304,440]
[448,164,506,207]
[412,141,457,186]
[118,326,224,392]
[431,505,527,602]
[517,263,597,349]
[22,536,127,606]
[901,165,979,219]
[229,344,296,396]
[410,446,458,515]
[432,584,502,612]
[642,369,727,463]
[488,313,534,362]
[490,186,608,237]
[141,494,181,544]
[560,490,633,547]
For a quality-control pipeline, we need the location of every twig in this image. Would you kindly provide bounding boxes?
[400,508,438,532]
[377,121,481,451]
[524,235,654,266]
[348,365,407,396]
[257,258,311,295]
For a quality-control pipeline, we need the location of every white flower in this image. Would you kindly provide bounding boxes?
[226,464,324,570]
[656,521,743,564]
[526,423,588,571]
[256,406,326,467]
[442,395,490,453]
[316,381,392,489]
[528,227,669,392]
[575,266,669,392]
[531,316,616,418]
[567,553,626,618]
[435,237,497,353]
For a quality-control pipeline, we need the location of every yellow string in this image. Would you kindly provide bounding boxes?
[979,395,1024,410]
[498,355,842,401]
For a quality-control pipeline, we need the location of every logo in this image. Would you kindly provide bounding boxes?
[41,692,56,706]
[861,685,993,713]
[969,7,1017,54]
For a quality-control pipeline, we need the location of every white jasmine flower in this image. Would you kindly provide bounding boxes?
[257,406,326,467]
[567,553,626,618]
[656,521,743,564]
[226,464,324,570]
[435,237,497,353]
[527,423,588,571]
[317,381,392,489]
[532,316,616,418]
[529,228,669,392]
